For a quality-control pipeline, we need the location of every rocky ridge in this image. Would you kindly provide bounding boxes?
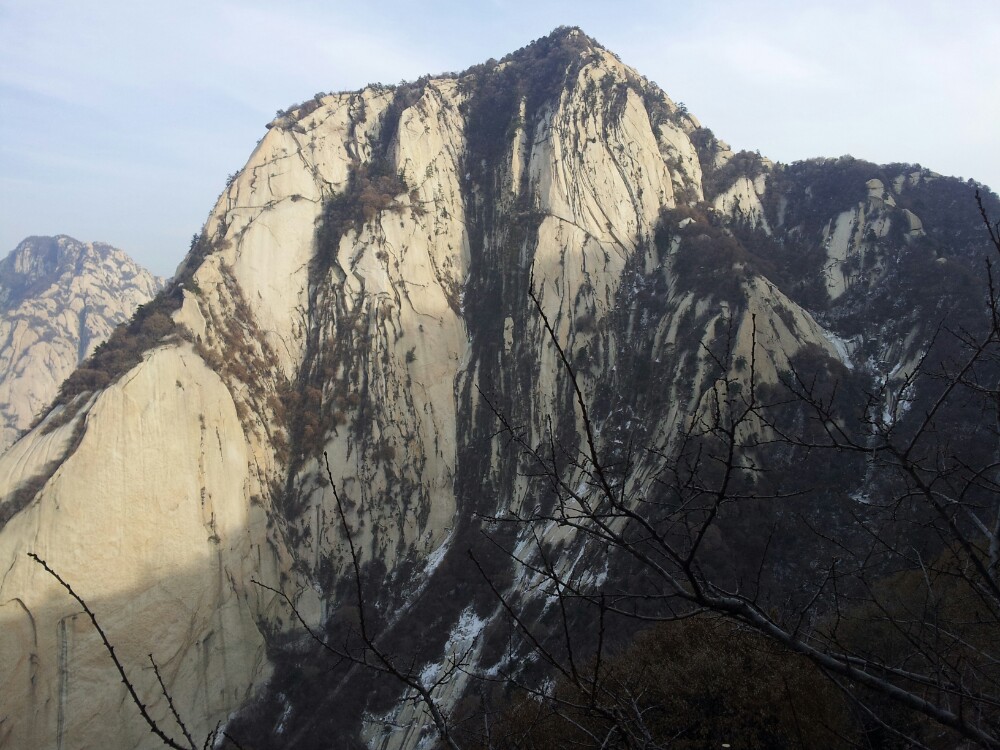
[0,235,163,453]
[0,27,996,749]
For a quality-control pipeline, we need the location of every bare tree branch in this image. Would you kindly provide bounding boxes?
[27,552,195,750]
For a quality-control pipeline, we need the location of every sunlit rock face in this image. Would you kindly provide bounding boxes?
[0,27,996,750]
[0,235,163,453]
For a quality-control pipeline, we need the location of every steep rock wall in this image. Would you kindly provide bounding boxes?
[0,345,265,749]
[1,27,992,750]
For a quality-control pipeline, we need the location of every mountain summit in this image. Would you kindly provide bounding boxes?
[0,28,996,749]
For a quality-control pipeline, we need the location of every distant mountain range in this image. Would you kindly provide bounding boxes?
[0,235,163,451]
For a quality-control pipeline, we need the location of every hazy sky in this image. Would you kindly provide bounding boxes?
[2,0,997,277]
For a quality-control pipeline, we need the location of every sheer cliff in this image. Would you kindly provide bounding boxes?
[0,27,996,750]
[0,236,163,453]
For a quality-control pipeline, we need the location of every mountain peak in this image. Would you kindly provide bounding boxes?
[0,235,145,309]
[466,26,609,84]
[508,25,604,57]
[5,28,999,750]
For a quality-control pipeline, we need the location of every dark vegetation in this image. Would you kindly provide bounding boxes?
[57,301,176,399]
[656,204,756,302]
[472,617,855,750]
[0,457,62,533]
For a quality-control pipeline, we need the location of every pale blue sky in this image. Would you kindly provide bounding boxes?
[2,0,997,276]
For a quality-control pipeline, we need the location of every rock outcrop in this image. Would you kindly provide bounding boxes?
[0,27,996,750]
[0,236,163,452]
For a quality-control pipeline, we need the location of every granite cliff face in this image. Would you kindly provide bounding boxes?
[0,28,996,749]
[0,236,163,453]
